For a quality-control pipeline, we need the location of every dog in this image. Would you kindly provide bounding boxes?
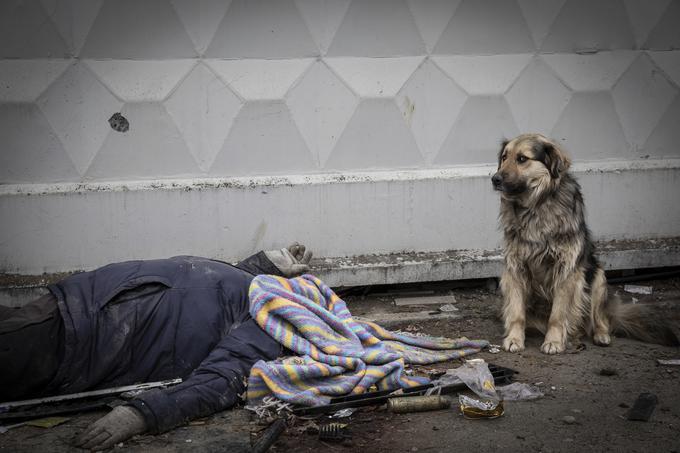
[492,133,678,354]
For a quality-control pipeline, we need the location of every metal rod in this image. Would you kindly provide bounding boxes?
[0,378,182,410]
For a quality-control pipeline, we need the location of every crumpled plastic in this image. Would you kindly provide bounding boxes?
[496,382,544,401]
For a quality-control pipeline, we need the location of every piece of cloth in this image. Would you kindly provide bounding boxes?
[246,274,489,407]
[2,253,285,433]
[0,294,64,401]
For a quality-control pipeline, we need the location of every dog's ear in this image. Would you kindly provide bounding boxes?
[542,142,571,178]
[498,139,509,168]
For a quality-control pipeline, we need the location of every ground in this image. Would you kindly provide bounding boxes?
[1,277,679,453]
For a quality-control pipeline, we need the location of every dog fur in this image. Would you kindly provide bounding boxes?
[492,133,678,354]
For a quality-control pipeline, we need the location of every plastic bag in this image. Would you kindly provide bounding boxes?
[496,382,544,401]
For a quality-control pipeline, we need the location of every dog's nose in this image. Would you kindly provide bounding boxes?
[492,173,502,186]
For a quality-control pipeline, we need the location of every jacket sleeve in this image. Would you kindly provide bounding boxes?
[127,318,282,434]
[234,251,283,276]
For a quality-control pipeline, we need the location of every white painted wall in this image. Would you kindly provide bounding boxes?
[1,0,679,280]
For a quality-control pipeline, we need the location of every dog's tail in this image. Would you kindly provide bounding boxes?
[607,296,680,346]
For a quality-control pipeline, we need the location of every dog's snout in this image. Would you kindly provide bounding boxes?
[492,173,502,186]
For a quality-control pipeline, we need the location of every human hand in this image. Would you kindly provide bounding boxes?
[74,405,146,450]
[264,242,313,277]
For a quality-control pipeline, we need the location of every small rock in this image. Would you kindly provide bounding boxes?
[185,439,193,443]
[562,415,577,425]
[432,426,439,431]
[411,448,419,452]
[570,409,582,414]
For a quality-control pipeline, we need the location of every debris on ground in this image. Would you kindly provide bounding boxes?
[496,383,544,401]
[656,359,680,366]
[318,423,350,442]
[562,415,577,425]
[438,303,459,312]
[623,284,653,295]
[627,393,658,422]
[387,395,452,414]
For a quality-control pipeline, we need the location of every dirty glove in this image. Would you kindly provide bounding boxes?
[264,242,313,277]
[74,405,146,450]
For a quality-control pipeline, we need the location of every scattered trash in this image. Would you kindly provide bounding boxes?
[438,303,459,313]
[627,393,658,421]
[496,383,543,401]
[623,285,653,295]
[330,408,356,418]
[387,395,451,414]
[251,419,286,453]
[458,395,504,419]
[487,344,501,354]
[318,423,350,442]
[561,415,577,425]
[108,112,129,132]
[656,359,680,366]
[599,368,618,376]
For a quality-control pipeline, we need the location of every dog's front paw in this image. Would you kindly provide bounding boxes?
[540,340,565,355]
[503,336,525,353]
[593,332,611,346]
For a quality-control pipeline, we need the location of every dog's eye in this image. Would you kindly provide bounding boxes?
[517,155,527,163]
[501,154,507,162]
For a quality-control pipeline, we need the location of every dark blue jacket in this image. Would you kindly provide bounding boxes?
[47,254,284,433]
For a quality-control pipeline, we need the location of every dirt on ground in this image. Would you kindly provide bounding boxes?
[1,277,679,453]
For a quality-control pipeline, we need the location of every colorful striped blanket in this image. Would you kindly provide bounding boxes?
[246,274,489,407]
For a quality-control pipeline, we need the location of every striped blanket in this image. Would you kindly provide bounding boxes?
[246,274,489,407]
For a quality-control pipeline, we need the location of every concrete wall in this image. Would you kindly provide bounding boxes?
[1,0,680,282]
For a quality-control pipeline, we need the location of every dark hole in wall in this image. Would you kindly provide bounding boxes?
[108,112,129,132]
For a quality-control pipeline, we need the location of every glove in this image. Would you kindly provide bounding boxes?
[264,242,313,277]
[74,405,147,450]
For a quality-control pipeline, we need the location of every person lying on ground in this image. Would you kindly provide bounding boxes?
[0,244,312,450]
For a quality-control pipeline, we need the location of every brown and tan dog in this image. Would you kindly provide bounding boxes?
[492,133,678,354]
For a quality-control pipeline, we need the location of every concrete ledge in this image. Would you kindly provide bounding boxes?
[313,238,680,287]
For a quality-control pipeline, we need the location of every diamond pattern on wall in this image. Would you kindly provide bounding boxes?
[612,53,677,150]
[648,51,680,86]
[79,0,197,58]
[623,0,672,47]
[551,92,631,160]
[541,0,635,52]
[205,0,318,58]
[644,0,680,50]
[86,103,201,180]
[210,102,317,175]
[433,54,532,95]
[0,60,71,103]
[433,0,535,55]
[37,62,123,175]
[0,104,79,183]
[84,60,195,102]
[326,0,425,57]
[406,0,461,53]
[325,99,424,170]
[294,0,351,55]
[164,63,242,171]
[206,59,314,100]
[169,0,231,55]
[39,0,104,55]
[287,61,358,167]
[517,0,566,48]
[325,57,424,98]
[644,96,680,158]
[506,58,572,136]
[0,1,69,58]
[1,0,680,185]
[542,51,638,91]
[396,58,467,163]
[435,96,520,165]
